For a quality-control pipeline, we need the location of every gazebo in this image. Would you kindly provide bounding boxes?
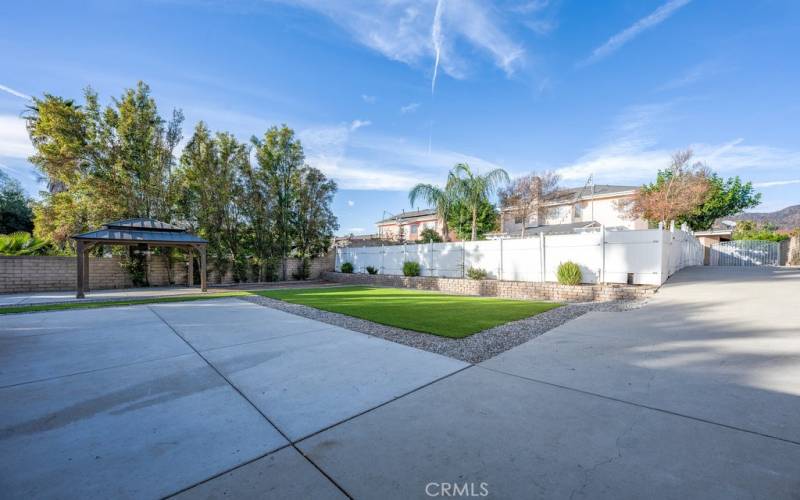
[71,218,208,299]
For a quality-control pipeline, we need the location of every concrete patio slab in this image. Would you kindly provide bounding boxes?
[0,306,192,387]
[202,326,468,441]
[149,298,335,351]
[0,354,288,499]
[171,446,346,500]
[481,266,800,443]
[298,366,800,499]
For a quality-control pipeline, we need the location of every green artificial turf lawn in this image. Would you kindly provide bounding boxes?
[0,291,251,315]
[257,285,562,338]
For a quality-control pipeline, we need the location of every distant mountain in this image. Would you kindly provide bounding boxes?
[726,204,800,230]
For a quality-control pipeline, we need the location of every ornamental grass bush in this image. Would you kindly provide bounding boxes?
[402,261,421,276]
[556,261,582,286]
[366,265,378,275]
[466,267,488,280]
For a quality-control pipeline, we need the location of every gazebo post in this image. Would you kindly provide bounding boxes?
[187,247,194,287]
[76,240,85,299]
[83,244,92,293]
[199,245,208,292]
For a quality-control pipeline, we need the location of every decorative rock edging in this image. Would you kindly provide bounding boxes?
[321,272,656,302]
[242,294,645,363]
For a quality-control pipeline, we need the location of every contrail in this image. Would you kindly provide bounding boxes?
[0,84,32,100]
[429,0,444,154]
[431,0,444,94]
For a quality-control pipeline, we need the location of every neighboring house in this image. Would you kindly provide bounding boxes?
[376,209,454,242]
[498,184,648,237]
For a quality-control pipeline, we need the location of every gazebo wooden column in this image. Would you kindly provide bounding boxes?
[75,241,95,299]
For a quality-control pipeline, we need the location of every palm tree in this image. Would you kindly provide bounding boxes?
[450,163,509,240]
[409,171,458,241]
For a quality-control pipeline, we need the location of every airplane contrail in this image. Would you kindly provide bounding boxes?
[431,0,444,94]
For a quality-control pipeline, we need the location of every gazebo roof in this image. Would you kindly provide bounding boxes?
[72,218,207,245]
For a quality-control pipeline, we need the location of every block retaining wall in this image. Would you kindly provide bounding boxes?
[322,271,656,302]
[0,253,335,293]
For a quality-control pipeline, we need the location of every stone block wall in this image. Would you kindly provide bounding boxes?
[322,271,655,302]
[0,253,336,293]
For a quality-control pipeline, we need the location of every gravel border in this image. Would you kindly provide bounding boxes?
[241,295,647,364]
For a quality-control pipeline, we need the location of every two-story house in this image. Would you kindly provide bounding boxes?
[498,184,649,236]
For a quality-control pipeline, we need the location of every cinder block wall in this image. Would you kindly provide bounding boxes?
[0,253,336,293]
[322,271,655,302]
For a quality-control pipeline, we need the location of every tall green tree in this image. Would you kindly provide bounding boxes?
[251,125,305,280]
[449,163,509,240]
[25,82,183,247]
[447,198,499,240]
[677,174,761,230]
[177,122,248,282]
[293,166,338,260]
[0,171,33,233]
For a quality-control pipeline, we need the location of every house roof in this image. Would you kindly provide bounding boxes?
[73,218,207,245]
[490,221,601,238]
[377,208,438,224]
[545,184,638,204]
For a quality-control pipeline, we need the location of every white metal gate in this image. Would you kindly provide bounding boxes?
[709,240,779,266]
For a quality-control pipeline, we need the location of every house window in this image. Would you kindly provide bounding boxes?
[410,224,419,235]
[514,216,523,224]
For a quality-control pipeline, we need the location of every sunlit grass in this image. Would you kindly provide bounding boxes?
[257,286,561,338]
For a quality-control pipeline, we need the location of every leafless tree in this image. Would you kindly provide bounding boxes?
[498,171,561,236]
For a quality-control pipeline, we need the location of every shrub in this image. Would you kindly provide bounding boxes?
[419,227,443,243]
[0,232,52,256]
[402,260,421,276]
[556,261,582,285]
[366,265,378,275]
[466,267,488,280]
[340,262,354,273]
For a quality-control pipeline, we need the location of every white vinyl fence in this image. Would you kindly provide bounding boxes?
[709,240,780,266]
[336,228,703,286]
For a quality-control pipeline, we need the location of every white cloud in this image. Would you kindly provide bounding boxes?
[753,179,800,188]
[349,119,371,131]
[361,94,377,104]
[347,200,355,206]
[0,84,31,101]
[580,0,691,66]
[348,227,366,233]
[300,121,508,191]
[287,0,525,82]
[400,102,420,114]
[656,60,722,91]
[556,103,800,184]
[0,115,34,159]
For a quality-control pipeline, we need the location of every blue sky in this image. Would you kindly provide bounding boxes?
[1,0,798,235]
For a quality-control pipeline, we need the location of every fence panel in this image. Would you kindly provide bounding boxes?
[336,228,704,285]
[710,240,779,266]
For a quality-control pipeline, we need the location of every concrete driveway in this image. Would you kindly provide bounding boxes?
[301,267,800,499]
[2,267,799,499]
[0,299,466,498]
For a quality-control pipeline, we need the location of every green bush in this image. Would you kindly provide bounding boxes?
[402,260,421,276]
[366,265,378,275]
[0,232,53,256]
[466,267,488,280]
[340,262,354,273]
[556,261,582,286]
[419,227,443,243]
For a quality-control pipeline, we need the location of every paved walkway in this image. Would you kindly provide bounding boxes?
[2,267,799,498]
